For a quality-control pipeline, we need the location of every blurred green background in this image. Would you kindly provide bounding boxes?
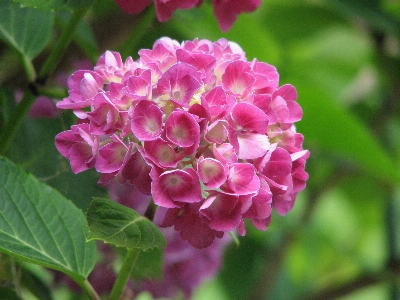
[1,0,400,299]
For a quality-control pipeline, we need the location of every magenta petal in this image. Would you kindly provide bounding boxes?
[232,102,268,133]
[262,147,292,185]
[222,61,255,96]
[131,100,163,141]
[165,111,200,147]
[285,100,303,123]
[197,157,228,188]
[121,150,152,195]
[95,138,129,173]
[223,163,260,195]
[161,205,223,249]
[237,132,270,159]
[153,169,202,207]
[55,130,80,158]
[69,143,95,173]
[200,192,241,231]
[273,84,298,101]
[157,63,201,105]
[205,120,228,144]
[144,138,179,168]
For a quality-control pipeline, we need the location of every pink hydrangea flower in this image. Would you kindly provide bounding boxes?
[114,0,261,31]
[55,37,309,248]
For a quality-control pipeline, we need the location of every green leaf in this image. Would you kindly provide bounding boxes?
[0,156,96,281]
[87,198,166,251]
[0,1,53,60]
[11,0,94,12]
[131,247,163,280]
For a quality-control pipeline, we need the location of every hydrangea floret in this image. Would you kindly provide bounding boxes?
[114,0,261,31]
[55,37,309,248]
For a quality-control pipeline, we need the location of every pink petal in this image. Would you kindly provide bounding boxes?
[144,138,180,168]
[130,100,163,141]
[165,111,200,148]
[232,102,268,133]
[157,63,201,106]
[197,157,228,188]
[200,192,241,231]
[205,120,228,144]
[237,132,270,159]
[152,169,202,207]
[222,61,255,96]
[69,143,95,173]
[121,150,152,195]
[95,137,130,173]
[223,163,260,195]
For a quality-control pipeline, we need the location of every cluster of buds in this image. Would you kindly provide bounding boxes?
[55,37,309,248]
[115,0,261,31]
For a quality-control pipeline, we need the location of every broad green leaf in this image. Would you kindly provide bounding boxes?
[0,156,96,281]
[0,1,53,60]
[11,0,94,12]
[87,198,166,251]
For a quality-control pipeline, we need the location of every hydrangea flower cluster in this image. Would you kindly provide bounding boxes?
[114,0,261,31]
[55,37,309,248]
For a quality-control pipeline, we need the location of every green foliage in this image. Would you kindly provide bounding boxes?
[87,198,166,250]
[0,156,96,281]
[0,0,53,60]
[12,0,94,12]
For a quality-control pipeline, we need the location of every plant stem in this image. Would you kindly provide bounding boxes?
[38,7,90,82]
[21,54,37,83]
[109,249,140,300]
[79,279,101,300]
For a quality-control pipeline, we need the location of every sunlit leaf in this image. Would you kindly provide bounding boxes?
[87,198,166,251]
[0,156,97,281]
[0,1,53,60]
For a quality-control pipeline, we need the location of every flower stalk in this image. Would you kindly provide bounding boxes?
[109,249,140,300]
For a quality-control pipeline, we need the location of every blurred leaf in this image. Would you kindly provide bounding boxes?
[0,287,22,300]
[0,156,97,281]
[131,247,163,280]
[0,1,53,60]
[325,0,400,38]
[21,267,54,300]
[56,12,99,63]
[87,198,166,250]
[294,82,400,185]
[11,0,94,12]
